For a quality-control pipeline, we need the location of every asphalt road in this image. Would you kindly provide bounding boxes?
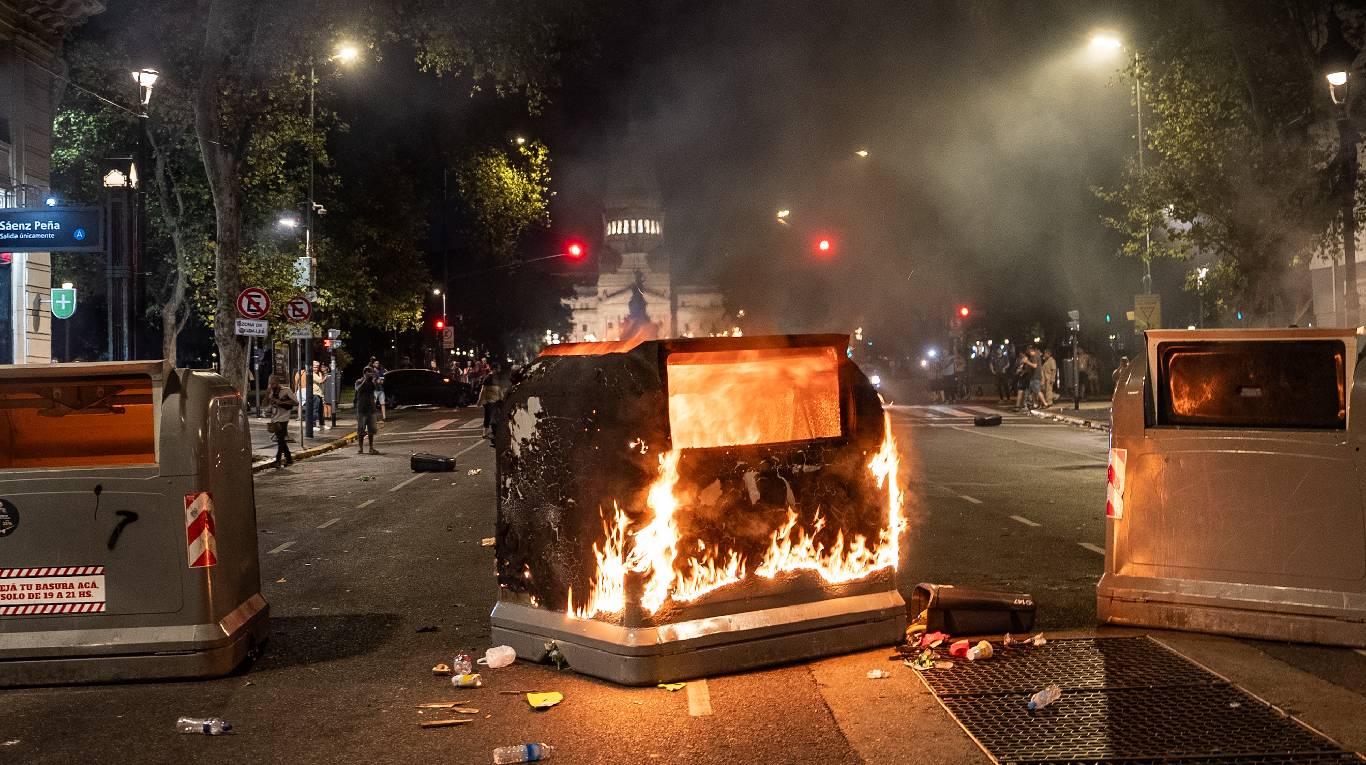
[5,403,1365,763]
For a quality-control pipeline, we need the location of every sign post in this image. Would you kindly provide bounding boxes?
[1068,309,1081,410]
[50,287,77,320]
[285,295,314,443]
[1134,294,1162,335]
[0,207,104,253]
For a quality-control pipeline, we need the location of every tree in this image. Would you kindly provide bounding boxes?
[1097,1,1363,323]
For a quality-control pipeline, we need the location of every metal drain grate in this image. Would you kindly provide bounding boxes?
[917,637,1361,764]
[920,637,1216,696]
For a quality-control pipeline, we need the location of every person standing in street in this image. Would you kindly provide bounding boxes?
[990,346,1011,403]
[369,358,388,421]
[1040,348,1058,408]
[308,360,326,433]
[477,364,504,439]
[266,374,297,468]
[322,361,338,429]
[355,366,380,454]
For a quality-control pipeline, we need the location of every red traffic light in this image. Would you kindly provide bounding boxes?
[817,239,831,253]
[958,306,970,318]
[322,338,333,349]
[566,241,585,259]
[435,318,446,331]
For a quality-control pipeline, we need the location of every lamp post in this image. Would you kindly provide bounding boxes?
[1322,17,1360,327]
[129,68,158,359]
[1090,33,1152,294]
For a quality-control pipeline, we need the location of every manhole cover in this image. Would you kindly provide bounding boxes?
[916,637,1359,764]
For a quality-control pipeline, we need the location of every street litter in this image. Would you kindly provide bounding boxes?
[658,683,686,691]
[451,673,483,688]
[1028,632,1046,647]
[1004,632,1046,648]
[920,631,950,648]
[867,669,891,679]
[454,707,479,714]
[432,663,451,676]
[479,645,517,668]
[358,475,375,481]
[967,641,993,661]
[453,652,475,675]
[411,452,456,472]
[526,692,563,709]
[416,701,470,709]
[467,468,483,476]
[545,642,567,670]
[175,716,232,735]
[1027,683,1062,711]
[420,718,474,728]
[275,577,287,583]
[949,639,971,658]
[481,537,496,547]
[493,743,554,763]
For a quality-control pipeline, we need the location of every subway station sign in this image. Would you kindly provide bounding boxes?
[0,207,104,253]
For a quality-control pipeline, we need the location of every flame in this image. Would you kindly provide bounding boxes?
[568,412,903,620]
[539,326,655,357]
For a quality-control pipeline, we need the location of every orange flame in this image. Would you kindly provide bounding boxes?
[539,326,655,357]
[568,412,903,620]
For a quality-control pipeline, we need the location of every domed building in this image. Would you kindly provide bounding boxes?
[564,129,727,342]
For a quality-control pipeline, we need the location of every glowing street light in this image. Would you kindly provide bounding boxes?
[776,209,791,224]
[1089,33,1122,53]
[515,135,527,146]
[854,149,869,158]
[278,215,300,229]
[332,43,360,63]
[1320,14,1360,324]
[131,68,159,106]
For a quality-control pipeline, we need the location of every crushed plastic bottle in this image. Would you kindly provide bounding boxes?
[492,743,554,763]
[175,716,232,735]
[966,641,994,661]
[479,645,517,669]
[1027,684,1062,712]
[452,673,483,688]
[453,652,475,675]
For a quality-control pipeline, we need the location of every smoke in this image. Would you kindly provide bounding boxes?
[553,0,1165,354]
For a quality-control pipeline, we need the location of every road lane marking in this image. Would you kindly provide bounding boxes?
[950,425,1106,463]
[421,418,458,431]
[389,473,424,492]
[1354,649,1366,658]
[959,494,983,505]
[318,518,341,529]
[456,439,489,458]
[687,679,713,717]
[358,499,377,508]
[269,541,295,554]
[459,418,483,429]
[1078,542,1106,555]
[1009,515,1041,527]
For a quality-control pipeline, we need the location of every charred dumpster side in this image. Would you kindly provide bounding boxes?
[1097,329,1366,648]
[490,334,906,685]
[0,362,268,685]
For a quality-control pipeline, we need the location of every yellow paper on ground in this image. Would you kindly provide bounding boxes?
[526,692,563,709]
[658,683,686,691]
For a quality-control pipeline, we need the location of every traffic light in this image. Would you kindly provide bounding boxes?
[958,306,971,318]
[435,318,446,331]
[322,338,333,349]
[1105,312,1112,323]
[816,238,832,253]
[565,241,585,259]
[1235,310,1244,321]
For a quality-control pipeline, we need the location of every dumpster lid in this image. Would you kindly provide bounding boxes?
[0,360,169,380]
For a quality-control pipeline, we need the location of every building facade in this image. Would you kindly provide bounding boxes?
[0,0,104,364]
[565,130,727,343]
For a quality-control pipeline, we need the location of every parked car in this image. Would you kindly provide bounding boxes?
[380,369,474,408]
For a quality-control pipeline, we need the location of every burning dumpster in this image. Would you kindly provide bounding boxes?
[490,334,906,685]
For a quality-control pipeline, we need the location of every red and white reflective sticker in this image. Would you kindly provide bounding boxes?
[1106,448,1127,519]
[0,566,107,615]
[185,492,218,568]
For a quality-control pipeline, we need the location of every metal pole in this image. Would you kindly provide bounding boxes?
[1136,50,1152,295]
[132,114,147,359]
[1072,332,1080,410]
[245,336,253,408]
[255,348,264,418]
[1341,111,1359,327]
[300,60,316,440]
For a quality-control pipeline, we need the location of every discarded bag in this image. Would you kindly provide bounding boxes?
[411,453,456,472]
[912,583,1036,635]
[973,414,1003,427]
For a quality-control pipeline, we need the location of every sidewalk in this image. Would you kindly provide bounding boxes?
[1025,398,1111,431]
[248,409,361,471]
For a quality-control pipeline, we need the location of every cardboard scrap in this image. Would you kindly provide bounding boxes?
[658,683,686,692]
[416,701,469,709]
[526,692,563,709]
[481,537,495,547]
[420,719,474,728]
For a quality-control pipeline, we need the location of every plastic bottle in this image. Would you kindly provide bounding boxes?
[492,743,554,763]
[966,641,993,661]
[1027,684,1062,712]
[453,652,475,675]
[175,716,233,735]
[479,645,517,669]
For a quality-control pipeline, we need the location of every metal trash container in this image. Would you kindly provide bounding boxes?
[0,361,268,685]
[1098,329,1366,647]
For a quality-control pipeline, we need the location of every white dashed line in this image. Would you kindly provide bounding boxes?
[959,494,983,505]
[1353,648,1366,658]
[389,473,424,492]
[421,418,458,431]
[268,541,295,554]
[358,499,377,508]
[455,439,488,458]
[317,518,341,529]
[1009,515,1041,528]
[687,679,713,717]
[1078,542,1106,555]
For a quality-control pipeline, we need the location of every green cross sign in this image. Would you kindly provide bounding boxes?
[51,287,76,320]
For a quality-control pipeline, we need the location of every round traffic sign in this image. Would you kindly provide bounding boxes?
[237,287,271,320]
[284,295,313,323]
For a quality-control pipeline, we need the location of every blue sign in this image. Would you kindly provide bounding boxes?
[0,207,103,253]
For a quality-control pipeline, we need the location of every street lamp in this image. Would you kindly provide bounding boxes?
[1090,32,1152,294]
[776,208,791,224]
[854,149,869,158]
[131,68,159,108]
[1321,15,1360,326]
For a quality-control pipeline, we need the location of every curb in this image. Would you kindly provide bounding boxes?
[252,430,359,473]
[1027,407,1110,432]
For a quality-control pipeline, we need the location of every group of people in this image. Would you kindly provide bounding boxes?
[265,357,389,467]
[988,345,1096,411]
[263,355,505,467]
